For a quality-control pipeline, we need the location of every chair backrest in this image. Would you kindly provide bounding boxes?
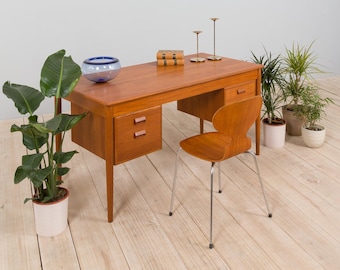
[212,95,262,158]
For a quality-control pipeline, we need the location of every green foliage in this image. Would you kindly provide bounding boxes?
[3,84,44,115]
[297,85,334,129]
[251,49,285,124]
[282,41,323,107]
[3,50,87,203]
[40,50,82,99]
[282,41,333,129]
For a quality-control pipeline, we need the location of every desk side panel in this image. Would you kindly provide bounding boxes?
[71,104,106,160]
[177,89,224,121]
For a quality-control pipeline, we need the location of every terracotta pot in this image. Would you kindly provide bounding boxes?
[282,105,305,136]
[33,187,69,237]
[262,118,286,148]
[301,125,326,148]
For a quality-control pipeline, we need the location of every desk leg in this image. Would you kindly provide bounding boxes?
[106,160,114,222]
[55,98,62,181]
[255,116,260,155]
[55,98,61,150]
[200,119,204,134]
[105,116,114,222]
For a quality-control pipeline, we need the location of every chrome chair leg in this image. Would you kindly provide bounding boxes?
[246,151,272,218]
[169,147,182,216]
[217,162,222,193]
[169,147,217,249]
[209,162,215,249]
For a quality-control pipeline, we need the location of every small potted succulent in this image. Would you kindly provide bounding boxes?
[2,49,87,236]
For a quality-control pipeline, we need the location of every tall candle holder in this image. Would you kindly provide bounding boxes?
[190,31,205,62]
[207,18,222,61]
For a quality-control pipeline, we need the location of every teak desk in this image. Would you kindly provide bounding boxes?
[64,53,262,222]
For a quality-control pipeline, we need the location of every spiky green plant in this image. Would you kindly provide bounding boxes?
[282,41,323,107]
[297,85,333,130]
[251,49,285,124]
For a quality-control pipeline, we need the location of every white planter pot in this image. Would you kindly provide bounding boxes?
[301,125,326,148]
[263,119,286,148]
[33,188,69,237]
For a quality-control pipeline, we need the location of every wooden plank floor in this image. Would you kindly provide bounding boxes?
[1,76,339,270]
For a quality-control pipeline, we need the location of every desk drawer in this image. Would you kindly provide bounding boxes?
[224,81,256,104]
[114,106,162,164]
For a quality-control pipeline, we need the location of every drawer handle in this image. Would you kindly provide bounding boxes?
[134,116,146,124]
[237,89,246,94]
[134,130,146,138]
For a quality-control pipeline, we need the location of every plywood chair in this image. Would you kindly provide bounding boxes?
[169,95,272,249]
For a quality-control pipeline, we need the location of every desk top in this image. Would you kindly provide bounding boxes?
[67,53,262,116]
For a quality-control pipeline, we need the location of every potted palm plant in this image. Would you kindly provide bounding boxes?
[251,49,286,148]
[2,49,87,237]
[298,85,333,147]
[282,41,323,136]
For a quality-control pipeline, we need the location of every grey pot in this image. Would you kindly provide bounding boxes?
[282,105,305,136]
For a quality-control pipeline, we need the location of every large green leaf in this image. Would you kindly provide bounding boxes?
[2,81,44,115]
[15,153,53,187]
[56,113,87,134]
[40,49,82,98]
[29,167,52,187]
[16,166,51,188]
[11,114,50,150]
[14,166,27,184]
[30,114,62,134]
[12,115,62,151]
[56,167,70,176]
[14,153,47,186]
[11,123,47,150]
[21,153,43,171]
[54,150,78,164]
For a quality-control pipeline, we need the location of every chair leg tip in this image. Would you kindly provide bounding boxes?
[268,213,272,218]
[209,243,214,249]
[169,212,173,216]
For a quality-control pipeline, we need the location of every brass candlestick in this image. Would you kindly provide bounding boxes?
[190,30,205,62]
[207,18,222,61]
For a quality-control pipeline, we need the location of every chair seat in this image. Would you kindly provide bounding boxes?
[180,132,232,162]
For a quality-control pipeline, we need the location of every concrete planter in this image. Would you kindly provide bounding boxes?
[282,105,304,136]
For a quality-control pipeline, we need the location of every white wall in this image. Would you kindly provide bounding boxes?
[1,0,339,120]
